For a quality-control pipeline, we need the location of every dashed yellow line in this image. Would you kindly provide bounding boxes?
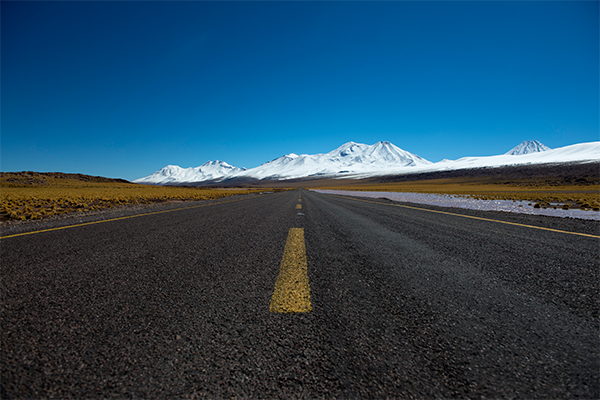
[270,228,312,313]
[327,194,600,239]
[0,196,256,240]
[295,204,302,209]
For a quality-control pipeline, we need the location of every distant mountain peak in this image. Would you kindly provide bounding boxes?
[200,160,242,169]
[506,140,551,155]
[234,141,432,181]
[332,142,368,157]
[133,139,598,185]
[133,160,246,184]
[134,141,431,184]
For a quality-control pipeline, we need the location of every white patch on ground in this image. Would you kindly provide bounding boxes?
[313,190,600,221]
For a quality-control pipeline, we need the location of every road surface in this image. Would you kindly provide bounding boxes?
[1,189,598,398]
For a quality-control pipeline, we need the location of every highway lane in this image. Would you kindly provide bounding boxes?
[1,188,598,398]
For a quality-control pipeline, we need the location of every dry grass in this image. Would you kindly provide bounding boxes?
[0,172,283,221]
[311,177,600,211]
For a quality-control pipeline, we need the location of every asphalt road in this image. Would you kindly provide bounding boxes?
[1,189,598,398]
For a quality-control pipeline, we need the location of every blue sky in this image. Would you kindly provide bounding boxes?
[2,1,598,181]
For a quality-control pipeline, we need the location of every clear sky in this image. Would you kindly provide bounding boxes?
[2,1,598,181]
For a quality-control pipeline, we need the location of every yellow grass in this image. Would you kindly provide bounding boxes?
[0,174,282,221]
[311,178,600,210]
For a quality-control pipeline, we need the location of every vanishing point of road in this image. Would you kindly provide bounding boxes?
[1,189,598,398]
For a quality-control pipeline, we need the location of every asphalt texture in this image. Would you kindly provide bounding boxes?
[1,189,598,399]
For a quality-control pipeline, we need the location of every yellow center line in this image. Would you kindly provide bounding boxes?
[326,194,600,239]
[270,228,312,313]
[295,204,302,209]
[0,196,257,240]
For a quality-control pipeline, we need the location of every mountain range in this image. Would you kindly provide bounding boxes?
[134,140,600,185]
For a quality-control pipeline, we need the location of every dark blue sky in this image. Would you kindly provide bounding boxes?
[2,1,598,180]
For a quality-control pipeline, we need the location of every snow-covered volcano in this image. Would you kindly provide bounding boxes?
[134,141,431,184]
[357,141,599,179]
[506,140,551,155]
[134,140,599,185]
[235,141,431,180]
[133,161,246,185]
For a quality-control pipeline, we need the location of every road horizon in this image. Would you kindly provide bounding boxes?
[1,189,598,398]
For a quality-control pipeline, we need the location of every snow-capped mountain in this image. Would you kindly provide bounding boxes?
[133,160,246,185]
[235,141,431,180]
[134,141,430,184]
[134,140,599,185]
[357,141,599,179]
[505,140,551,155]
